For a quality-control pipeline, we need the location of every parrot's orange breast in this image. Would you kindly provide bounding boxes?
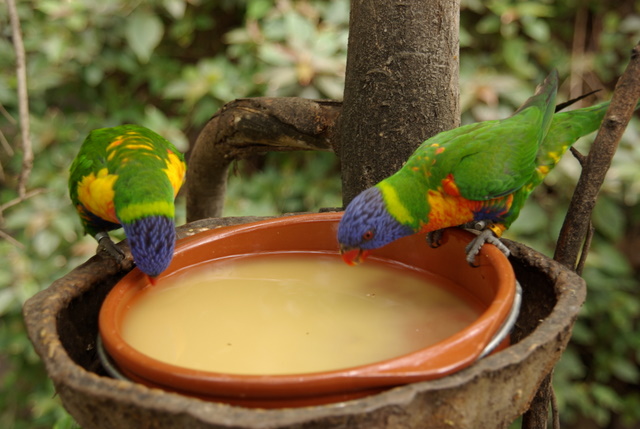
[420,174,513,233]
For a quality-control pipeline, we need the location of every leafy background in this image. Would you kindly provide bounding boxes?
[1,0,639,427]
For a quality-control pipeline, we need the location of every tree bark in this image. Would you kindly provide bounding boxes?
[339,0,460,205]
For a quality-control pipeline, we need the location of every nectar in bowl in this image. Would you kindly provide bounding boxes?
[121,253,483,375]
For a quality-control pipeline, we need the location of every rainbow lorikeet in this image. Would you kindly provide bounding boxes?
[338,70,613,266]
[69,124,186,283]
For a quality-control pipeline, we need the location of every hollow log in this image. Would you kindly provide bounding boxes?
[186,98,341,221]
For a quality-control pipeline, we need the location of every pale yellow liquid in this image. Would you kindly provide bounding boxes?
[122,253,481,375]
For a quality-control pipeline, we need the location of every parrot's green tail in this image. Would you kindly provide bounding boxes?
[533,99,640,187]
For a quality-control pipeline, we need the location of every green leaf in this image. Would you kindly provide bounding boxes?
[259,44,293,67]
[506,200,547,235]
[590,242,632,277]
[502,38,536,78]
[83,64,104,86]
[125,10,164,63]
[322,0,350,26]
[569,321,594,346]
[476,15,500,34]
[0,288,17,317]
[284,10,315,46]
[593,197,625,241]
[314,75,344,100]
[514,3,554,18]
[610,357,640,384]
[591,384,623,411]
[247,0,272,20]
[556,348,586,379]
[32,229,61,258]
[163,0,186,19]
[522,18,550,42]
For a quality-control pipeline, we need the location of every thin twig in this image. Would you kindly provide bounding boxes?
[0,188,46,218]
[0,187,47,246]
[569,146,587,166]
[0,103,17,125]
[551,386,560,429]
[575,222,594,276]
[0,228,25,249]
[0,128,14,156]
[7,0,34,198]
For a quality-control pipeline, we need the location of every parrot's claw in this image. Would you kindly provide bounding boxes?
[464,226,510,267]
[427,229,445,248]
[95,232,125,262]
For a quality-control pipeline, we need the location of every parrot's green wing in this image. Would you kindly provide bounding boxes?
[447,70,559,201]
[68,131,117,236]
[68,138,106,207]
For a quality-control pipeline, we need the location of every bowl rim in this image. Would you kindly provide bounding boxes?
[99,212,516,399]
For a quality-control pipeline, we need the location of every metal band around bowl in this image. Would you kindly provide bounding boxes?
[96,335,129,381]
[478,280,523,359]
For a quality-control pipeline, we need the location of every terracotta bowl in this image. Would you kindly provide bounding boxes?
[99,212,516,408]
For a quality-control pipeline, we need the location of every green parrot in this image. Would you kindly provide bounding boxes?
[69,124,186,283]
[338,70,615,266]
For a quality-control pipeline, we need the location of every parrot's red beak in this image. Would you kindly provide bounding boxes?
[147,275,158,286]
[340,246,371,266]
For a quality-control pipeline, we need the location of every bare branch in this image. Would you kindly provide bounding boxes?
[0,188,46,219]
[0,128,14,156]
[522,373,553,429]
[0,104,16,125]
[186,97,341,222]
[554,42,640,269]
[0,228,25,249]
[551,386,560,429]
[569,146,586,166]
[7,0,33,198]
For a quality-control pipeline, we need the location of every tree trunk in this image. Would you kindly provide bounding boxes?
[339,0,460,205]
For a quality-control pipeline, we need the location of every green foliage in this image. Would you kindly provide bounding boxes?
[225,151,342,216]
[0,0,639,427]
[0,1,347,426]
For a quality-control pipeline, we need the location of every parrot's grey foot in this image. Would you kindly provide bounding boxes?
[427,229,445,248]
[95,232,125,261]
[464,223,510,266]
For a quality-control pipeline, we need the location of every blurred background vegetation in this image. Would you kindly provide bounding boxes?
[0,0,639,427]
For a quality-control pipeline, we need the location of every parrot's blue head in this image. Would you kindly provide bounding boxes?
[337,187,413,265]
[122,215,176,282]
